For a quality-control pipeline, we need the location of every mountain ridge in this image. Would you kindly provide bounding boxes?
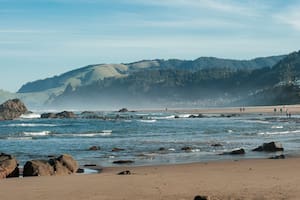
[18,55,285,94]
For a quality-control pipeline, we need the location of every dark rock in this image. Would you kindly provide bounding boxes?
[41,111,76,119]
[41,112,57,118]
[220,113,239,118]
[211,143,222,147]
[81,111,95,115]
[89,146,101,151]
[23,160,54,177]
[230,148,245,155]
[112,148,125,152]
[113,160,134,164]
[76,168,85,173]
[269,154,285,159]
[252,142,284,152]
[158,147,166,151]
[0,99,28,120]
[189,114,204,118]
[181,146,192,151]
[84,164,97,167]
[118,108,128,112]
[174,115,180,118]
[221,148,245,155]
[118,170,131,175]
[194,195,210,200]
[0,153,19,179]
[56,111,76,118]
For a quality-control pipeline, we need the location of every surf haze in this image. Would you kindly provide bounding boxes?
[10,52,298,110]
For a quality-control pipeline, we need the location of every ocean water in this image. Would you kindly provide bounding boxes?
[1,111,300,167]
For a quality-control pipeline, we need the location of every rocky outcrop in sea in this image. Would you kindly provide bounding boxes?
[0,99,28,120]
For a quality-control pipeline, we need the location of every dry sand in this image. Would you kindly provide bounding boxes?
[1,158,300,200]
[142,104,300,115]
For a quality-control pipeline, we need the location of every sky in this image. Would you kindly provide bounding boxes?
[0,0,300,92]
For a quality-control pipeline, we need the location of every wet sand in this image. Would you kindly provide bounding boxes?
[1,158,300,200]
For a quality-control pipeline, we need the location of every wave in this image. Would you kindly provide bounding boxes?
[23,131,51,136]
[152,115,175,120]
[3,123,58,127]
[19,113,41,119]
[62,130,113,137]
[177,114,192,118]
[138,119,157,123]
[258,130,300,135]
[271,126,284,129]
[6,136,33,140]
[242,120,270,124]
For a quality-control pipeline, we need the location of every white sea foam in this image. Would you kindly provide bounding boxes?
[4,123,58,127]
[227,129,233,133]
[23,131,51,136]
[243,120,270,124]
[271,126,284,129]
[168,148,176,151]
[258,130,300,135]
[191,149,200,152]
[178,114,192,118]
[75,130,112,137]
[152,115,175,120]
[138,119,157,123]
[19,113,41,119]
[100,130,112,136]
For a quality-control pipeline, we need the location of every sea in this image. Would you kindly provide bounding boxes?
[1,111,300,167]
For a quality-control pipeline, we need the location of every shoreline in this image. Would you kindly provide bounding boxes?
[139,104,300,115]
[1,157,300,199]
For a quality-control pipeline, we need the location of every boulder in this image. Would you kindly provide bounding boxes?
[0,153,19,179]
[0,99,28,120]
[118,170,131,175]
[113,160,134,164]
[41,112,57,118]
[194,195,210,200]
[221,148,245,155]
[41,111,76,119]
[252,142,284,152]
[50,159,73,175]
[56,154,78,173]
[23,154,78,177]
[23,160,54,177]
[112,148,125,152]
[76,168,85,173]
[118,108,128,112]
[211,143,223,147]
[89,146,101,151]
[181,146,192,152]
[158,147,166,151]
[188,114,204,118]
[56,111,76,118]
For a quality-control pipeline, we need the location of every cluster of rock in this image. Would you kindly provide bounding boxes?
[220,141,284,156]
[23,154,78,176]
[0,153,78,179]
[0,99,28,120]
[0,153,19,179]
[41,111,76,119]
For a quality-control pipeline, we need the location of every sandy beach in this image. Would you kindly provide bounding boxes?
[141,104,300,115]
[0,158,299,200]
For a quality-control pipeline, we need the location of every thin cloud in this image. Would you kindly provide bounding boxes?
[275,6,300,31]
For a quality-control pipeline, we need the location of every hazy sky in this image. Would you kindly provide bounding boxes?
[1,0,300,92]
